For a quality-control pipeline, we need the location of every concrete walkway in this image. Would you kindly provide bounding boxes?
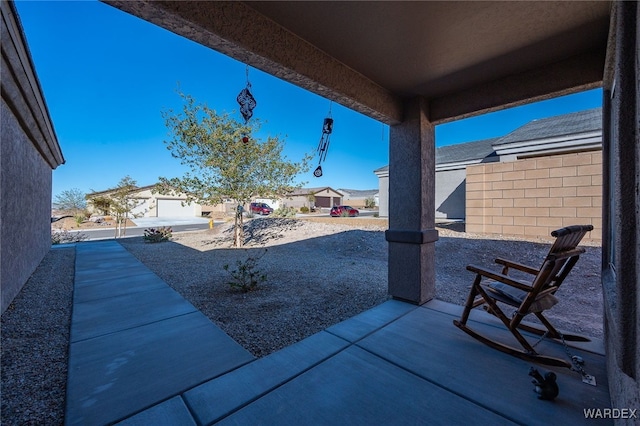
[65,240,254,425]
[66,240,610,425]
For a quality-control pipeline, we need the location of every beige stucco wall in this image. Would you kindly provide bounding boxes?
[1,99,56,313]
[466,151,602,241]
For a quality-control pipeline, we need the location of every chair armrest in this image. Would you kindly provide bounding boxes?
[466,264,533,292]
[548,247,586,261]
[494,258,539,275]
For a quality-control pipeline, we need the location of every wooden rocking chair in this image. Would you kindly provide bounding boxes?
[453,225,594,368]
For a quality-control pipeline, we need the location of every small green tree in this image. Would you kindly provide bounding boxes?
[109,176,144,238]
[307,192,316,211]
[158,92,311,247]
[88,195,111,216]
[55,188,87,215]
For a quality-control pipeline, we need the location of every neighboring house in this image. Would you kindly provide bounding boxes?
[432,137,499,219]
[281,187,344,210]
[87,185,203,218]
[375,108,603,240]
[375,137,498,219]
[338,189,379,208]
[1,1,65,313]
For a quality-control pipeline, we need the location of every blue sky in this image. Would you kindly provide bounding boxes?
[15,1,603,199]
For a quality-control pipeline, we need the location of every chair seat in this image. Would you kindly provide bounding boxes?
[484,281,559,313]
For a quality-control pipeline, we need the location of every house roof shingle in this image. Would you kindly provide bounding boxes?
[436,138,498,165]
[373,137,498,175]
[495,107,602,145]
[375,107,602,174]
[288,187,343,196]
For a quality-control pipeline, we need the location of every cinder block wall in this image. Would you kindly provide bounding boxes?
[466,151,602,241]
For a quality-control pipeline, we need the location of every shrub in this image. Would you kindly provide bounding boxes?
[51,229,88,245]
[223,249,267,292]
[74,214,85,227]
[373,212,379,218]
[365,197,376,209]
[143,227,172,243]
[299,206,309,213]
[273,206,297,218]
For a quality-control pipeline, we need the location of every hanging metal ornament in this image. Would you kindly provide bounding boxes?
[237,65,257,143]
[314,102,334,177]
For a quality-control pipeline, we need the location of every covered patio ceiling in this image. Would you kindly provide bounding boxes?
[104,1,610,125]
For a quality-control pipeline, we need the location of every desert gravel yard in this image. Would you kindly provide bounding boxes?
[120,217,603,357]
[1,217,603,425]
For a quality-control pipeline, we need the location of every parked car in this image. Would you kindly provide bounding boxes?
[250,202,273,215]
[330,205,359,217]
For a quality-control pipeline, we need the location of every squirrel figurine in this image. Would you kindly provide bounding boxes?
[529,367,559,400]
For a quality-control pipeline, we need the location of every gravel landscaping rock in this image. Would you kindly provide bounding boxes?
[1,247,75,426]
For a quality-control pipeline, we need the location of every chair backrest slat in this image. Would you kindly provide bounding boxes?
[536,224,593,291]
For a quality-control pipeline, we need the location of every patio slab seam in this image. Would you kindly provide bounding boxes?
[187,332,353,425]
[323,308,417,345]
[68,311,200,345]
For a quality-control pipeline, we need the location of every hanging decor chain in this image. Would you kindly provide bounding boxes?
[559,332,588,375]
[237,64,257,143]
[529,328,596,385]
[530,330,549,349]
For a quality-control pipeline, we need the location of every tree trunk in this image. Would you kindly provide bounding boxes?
[234,205,244,248]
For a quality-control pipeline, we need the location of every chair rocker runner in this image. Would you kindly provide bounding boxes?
[453,225,594,368]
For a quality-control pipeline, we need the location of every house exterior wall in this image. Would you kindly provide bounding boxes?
[435,169,466,219]
[377,174,389,217]
[466,151,602,241]
[601,0,639,416]
[201,202,236,217]
[1,99,55,313]
[1,1,64,313]
[281,195,311,209]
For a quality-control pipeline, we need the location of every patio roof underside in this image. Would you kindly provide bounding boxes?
[103,0,610,125]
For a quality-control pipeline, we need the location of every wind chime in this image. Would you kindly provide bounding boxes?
[314,102,334,177]
[236,65,257,143]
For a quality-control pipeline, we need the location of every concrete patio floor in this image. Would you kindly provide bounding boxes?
[66,240,611,425]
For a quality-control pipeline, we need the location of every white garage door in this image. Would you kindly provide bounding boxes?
[157,199,194,217]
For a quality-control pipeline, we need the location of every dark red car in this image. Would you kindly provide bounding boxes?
[330,205,359,217]
[250,202,273,215]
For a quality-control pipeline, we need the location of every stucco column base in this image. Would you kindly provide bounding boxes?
[387,230,438,304]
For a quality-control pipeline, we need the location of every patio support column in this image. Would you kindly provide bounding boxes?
[386,97,438,304]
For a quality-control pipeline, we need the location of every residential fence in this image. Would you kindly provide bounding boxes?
[466,151,602,242]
